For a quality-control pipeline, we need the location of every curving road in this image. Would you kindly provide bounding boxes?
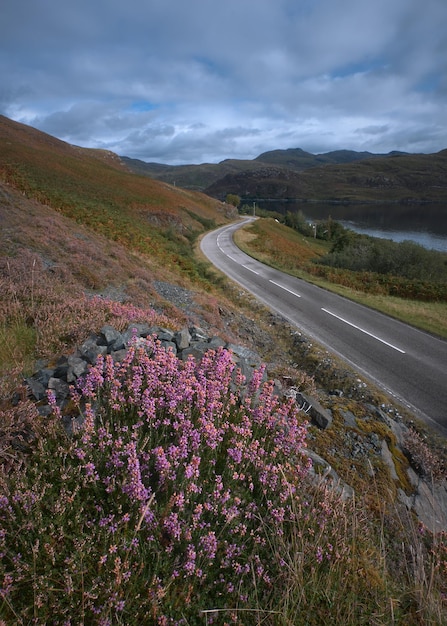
[201,218,447,435]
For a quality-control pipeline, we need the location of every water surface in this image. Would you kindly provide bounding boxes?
[256,201,447,252]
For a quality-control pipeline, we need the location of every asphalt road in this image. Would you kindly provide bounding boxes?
[201,217,447,435]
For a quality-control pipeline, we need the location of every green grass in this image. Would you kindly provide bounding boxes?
[0,322,37,376]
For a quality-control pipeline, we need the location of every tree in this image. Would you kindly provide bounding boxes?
[225,193,241,208]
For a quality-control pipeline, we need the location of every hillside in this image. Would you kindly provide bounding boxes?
[0,115,238,280]
[2,116,447,624]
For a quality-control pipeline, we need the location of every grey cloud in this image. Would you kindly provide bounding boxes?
[1,0,447,163]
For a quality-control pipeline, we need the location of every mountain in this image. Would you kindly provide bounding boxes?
[122,147,414,195]
[120,155,265,191]
[204,150,447,204]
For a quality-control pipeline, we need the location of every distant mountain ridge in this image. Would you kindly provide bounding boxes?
[204,150,447,204]
[121,147,411,193]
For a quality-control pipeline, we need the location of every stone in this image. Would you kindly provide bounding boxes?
[159,340,177,354]
[79,334,107,364]
[340,409,357,428]
[412,479,447,534]
[26,376,47,401]
[303,449,355,501]
[180,342,213,362]
[67,355,89,383]
[100,325,123,347]
[174,328,192,350]
[294,391,333,429]
[109,348,128,362]
[208,336,226,349]
[190,326,208,342]
[157,329,175,342]
[47,377,70,402]
[381,440,399,481]
[54,356,69,380]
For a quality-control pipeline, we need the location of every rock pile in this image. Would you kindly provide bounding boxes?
[26,323,264,417]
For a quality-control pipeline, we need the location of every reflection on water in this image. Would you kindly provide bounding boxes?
[256,201,447,252]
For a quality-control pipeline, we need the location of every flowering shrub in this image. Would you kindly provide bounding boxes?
[0,338,311,624]
[403,428,445,481]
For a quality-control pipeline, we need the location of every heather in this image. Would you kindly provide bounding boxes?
[0,251,185,389]
[2,331,447,624]
[0,337,311,623]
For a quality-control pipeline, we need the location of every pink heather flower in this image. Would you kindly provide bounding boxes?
[316,546,323,564]
[123,441,149,502]
[184,455,200,480]
[163,512,182,542]
[184,544,196,576]
[84,462,99,481]
[0,573,13,597]
[46,390,61,418]
[199,531,218,561]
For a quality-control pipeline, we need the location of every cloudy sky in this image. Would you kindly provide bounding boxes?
[1,0,446,164]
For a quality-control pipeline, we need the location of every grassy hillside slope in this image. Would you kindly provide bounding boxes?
[0,114,238,377]
[0,115,234,264]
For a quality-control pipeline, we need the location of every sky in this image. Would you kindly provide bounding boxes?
[1,0,446,165]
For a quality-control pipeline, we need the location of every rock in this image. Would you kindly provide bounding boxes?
[26,376,47,401]
[157,328,175,342]
[294,391,333,429]
[67,355,89,383]
[26,366,55,400]
[159,340,177,355]
[208,336,226,349]
[190,326,208,342]
[174,328,192,350]
[47,377,70,402]
[412,479,447,534]
[100,325,123,347]
[397,488,413,510]
[340,409,357,428]
[122,323,153,346]
[225,343,263,385]
[381,440,399,481]
[225,343,261,366]
[79,334,108,364]
[180,342,212,362]
[53,356,69,380]
[109,348,128,362]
